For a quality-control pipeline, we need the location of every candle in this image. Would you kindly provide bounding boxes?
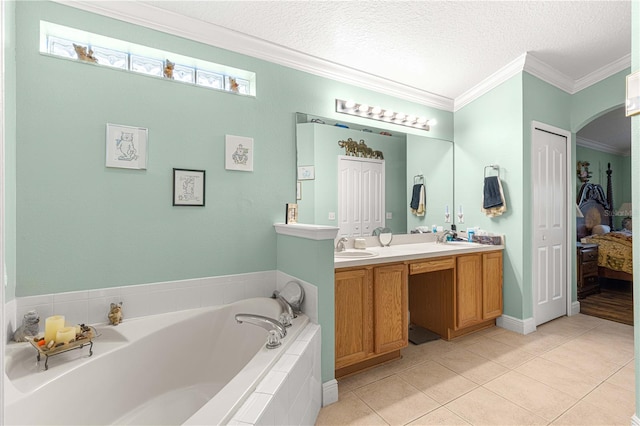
[55,326,76,344]
[44,315,65,344]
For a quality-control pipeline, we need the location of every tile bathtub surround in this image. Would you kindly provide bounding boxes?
[316,314,635,426]
[11,271,284,330]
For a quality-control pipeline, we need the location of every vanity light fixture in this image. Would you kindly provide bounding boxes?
[335,99,434,131]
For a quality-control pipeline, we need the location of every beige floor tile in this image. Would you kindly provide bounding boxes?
[550,399,630,425]
[337,366,396,394]
[398,360,478,404]
[407,407,470,425]
[581,381,636,419]
[536,317,591,338]
[606,362,635,393]
[483,370,579,421]
[353,375,440,425]
[562,334,634,366]
[541,340,623,381]
[465,338,536,369]
[490,329,567,355]
[445,387,547,425]
[314,391,387,425]
[433,348,509,384]
[515,357,600,399]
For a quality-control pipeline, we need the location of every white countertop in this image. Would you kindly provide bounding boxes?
[334,241,504,268]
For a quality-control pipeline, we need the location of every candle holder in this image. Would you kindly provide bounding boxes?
[457,212,464,224]
[444,212,451,223]
[29,325,98,371]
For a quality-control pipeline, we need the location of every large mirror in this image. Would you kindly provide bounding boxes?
[296,113,454,235]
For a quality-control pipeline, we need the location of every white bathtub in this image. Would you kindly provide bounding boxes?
[4,297,318,425]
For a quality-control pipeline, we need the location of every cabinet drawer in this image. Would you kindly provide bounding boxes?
[409,257,455,275]
[582,261,599,276]
[581,249,598,262]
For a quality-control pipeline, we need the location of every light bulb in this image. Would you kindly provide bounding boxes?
[358,104,369,113]
[416,117,428,124]
[344,99,356,109]
[371,106,382,115]
[395,112,406,121]
[406,115,416,124]
[383,110,394,118]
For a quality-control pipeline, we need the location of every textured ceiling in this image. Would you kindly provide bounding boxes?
[140,0,631,152]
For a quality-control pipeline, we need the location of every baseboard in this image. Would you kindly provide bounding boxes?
[570,301,580,316]
[496,314,536,335]
[322,379,338,407]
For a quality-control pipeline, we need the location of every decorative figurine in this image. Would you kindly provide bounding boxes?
[12,310,40,342]
[72,43,97,63]
[228,77,239,92]
[164,59,174,79]
[108,302,123,326]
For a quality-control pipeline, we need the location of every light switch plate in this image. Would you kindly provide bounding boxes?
[328,212,336,220]
[386,212,392,219]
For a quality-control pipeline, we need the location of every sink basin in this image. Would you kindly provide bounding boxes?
[335,250,379,258]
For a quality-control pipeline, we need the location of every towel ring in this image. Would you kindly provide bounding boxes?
[484,165,500,179]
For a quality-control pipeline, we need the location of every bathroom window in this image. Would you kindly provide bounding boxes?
[40,21,256,97]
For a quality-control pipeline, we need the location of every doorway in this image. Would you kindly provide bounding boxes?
[532,121,571,326]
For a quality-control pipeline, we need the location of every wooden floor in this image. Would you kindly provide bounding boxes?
[579,278,633,326]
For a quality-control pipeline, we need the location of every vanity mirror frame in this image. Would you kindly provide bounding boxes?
[295,113,454,236]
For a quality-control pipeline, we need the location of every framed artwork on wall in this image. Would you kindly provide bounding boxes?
[105,123,148,169]
[626,71,640,117]
[285,203,298,224]
[173,168,205,206]
[297,165,315,180]
[225,134,254,172]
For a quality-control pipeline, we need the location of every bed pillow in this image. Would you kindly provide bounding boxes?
[592,224,610,235]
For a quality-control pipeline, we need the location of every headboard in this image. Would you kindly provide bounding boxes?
[577,182,610,240]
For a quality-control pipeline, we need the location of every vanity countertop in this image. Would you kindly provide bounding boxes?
[334,241,504,268]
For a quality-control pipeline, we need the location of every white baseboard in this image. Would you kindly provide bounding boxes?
[570,301,580,316]
[322,379,338,406]
[496,314,536,335]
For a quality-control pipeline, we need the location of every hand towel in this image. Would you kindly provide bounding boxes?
[410,184,426,216]
[410,184,422,210]
[481,177,507,217]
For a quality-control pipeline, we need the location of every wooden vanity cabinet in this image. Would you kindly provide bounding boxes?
[455,252,503,330]
[335,263,408,377]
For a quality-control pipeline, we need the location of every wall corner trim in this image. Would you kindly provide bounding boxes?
[274,223,339,241]
[496,315,537,335]
[322,379,339,407]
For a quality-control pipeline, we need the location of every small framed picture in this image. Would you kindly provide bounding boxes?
[173,168,205,206]
[626,71,640,117]
[225,134,254,172]
[106,123,148,169]
[285,203,298,224]
[297,165,315,180]
[296,181,302,200]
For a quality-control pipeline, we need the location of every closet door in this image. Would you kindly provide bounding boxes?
[338,157,384,237]
[362,161,384,236]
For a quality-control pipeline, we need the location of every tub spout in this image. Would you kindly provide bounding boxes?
[235,314,286,348]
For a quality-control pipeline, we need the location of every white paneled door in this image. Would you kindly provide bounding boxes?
[532,123,570,326]
[338,157,384,237]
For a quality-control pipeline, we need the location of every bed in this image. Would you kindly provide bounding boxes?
[577,173,633,282]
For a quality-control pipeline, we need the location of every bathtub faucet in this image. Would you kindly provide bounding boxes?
[235,314,287,349]
[272,290,295,327]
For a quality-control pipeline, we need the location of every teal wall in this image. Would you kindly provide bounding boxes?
[12,1,452,297]
[4,0,17,302]
[454,74,524,318]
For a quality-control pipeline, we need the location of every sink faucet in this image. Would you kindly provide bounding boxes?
[335,237,348,252]
[235,313,287,348]
[436,230,454,244]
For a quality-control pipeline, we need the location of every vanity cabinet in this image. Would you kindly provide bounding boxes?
[335,263,408,377]
[455,252,503,330]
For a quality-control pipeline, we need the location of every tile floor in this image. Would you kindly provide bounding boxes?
[316,314,635,425]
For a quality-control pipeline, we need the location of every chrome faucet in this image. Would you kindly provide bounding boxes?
[235,313,287,348]
[335,237,348,252]
[436,230,454,244]
[273,290,295,327]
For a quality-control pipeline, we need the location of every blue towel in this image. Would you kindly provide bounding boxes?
[483,176,503,209]
[410,184,423,210]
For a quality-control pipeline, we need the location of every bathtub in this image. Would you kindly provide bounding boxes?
[4,297,318,425]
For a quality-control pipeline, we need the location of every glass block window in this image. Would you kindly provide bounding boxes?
[40,21,256,97]
[172,64,195,84]
[92,46,128,70]
[197,70,224,89]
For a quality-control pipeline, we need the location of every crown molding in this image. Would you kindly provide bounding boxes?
[573,54,631,93]
[523,53,575,93]
[54,1,454,111]
[576,136,630,156]
[454,53,527,111]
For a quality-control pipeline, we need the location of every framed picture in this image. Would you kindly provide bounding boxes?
[296,181,302,200]
[297,165,315,180]
[173,168,205,206]
[285,203,298,224]
[626,71,640,117]
[106,123,148,169]
[225,134,254,172]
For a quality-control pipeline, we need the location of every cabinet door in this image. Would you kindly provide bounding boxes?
[482,251,503,320]
[335,268,373,369]
[373,264,408,354]
[455,254,483,329]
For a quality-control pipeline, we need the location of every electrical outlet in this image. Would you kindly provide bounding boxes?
[386,212,392,219]
[328,212,336,220]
